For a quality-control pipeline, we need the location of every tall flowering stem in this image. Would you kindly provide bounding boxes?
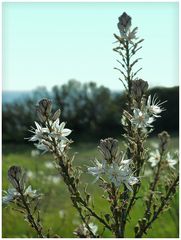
[134,131,178,237]
[114,12,146,236]
[88,138,138,237]
[31,99,111,237]
[113,12,178,238]
[3,12,178,238]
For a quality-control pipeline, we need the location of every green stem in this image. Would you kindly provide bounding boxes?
[46,119,111,234]
[110,184,121,237]
[144,150,164,220]
[135,175,179,238]
[17,184,44,238]
[120,185,129,238]
[119,40,132,238]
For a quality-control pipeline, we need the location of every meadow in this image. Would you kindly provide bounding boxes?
[2,136,179,238]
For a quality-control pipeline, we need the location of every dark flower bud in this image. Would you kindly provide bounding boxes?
[98,138,119,164]
[36,108,46,122]
[37,98,52,119]
[8,166,22,189]
[158,131,170,151]
[117,12,131,35]
[131,79,149,99]
[52,109,61,121]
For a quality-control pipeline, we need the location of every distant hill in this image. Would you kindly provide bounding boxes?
[2,91,32,104]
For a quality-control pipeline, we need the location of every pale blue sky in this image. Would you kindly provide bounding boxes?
[3,2,179,91]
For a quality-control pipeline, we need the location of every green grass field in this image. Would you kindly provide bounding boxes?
[2,137,179,238]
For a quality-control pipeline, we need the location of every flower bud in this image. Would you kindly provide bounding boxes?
[131,79,149,100]
[8,166,22,189]
[52,109,61,121]
[117,12,131,35]
[111,141,119,157]
[36,108,46,122]
[98,144,111,161]
[37,98,52,119]
[123,110,132,121]
[158,131,170,151]
[98,138,119,164]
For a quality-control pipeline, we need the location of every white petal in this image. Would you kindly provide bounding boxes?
[147,95,151,106]
[128,176,138,185]
[62,128,72,137]
[59,122,66,131]
[35,121,41,130]
[29,136,38,141]
[125,182,133,192]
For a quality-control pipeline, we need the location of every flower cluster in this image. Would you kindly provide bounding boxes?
[117,12,138,42]
[131,108,154,129]
[146,95,166,118]
[148,149,177,169]
[88,138,138,191]
[3,166,40,206]
[128,80,166,129]
[148,131,177,169]
[29,99,72,154]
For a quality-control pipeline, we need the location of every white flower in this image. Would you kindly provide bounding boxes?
[126,176,139,191]
[166,152,177,169]
[107,161,138,191]
[2,188,19,206]
[131,108,154,128]
[88,154,138,191]
[50,119,72,141]
[88,159,106,182]
[125,27,138,43]
[148,149,160,167]
[107,163,122,187]
[88,223,98,235]
[24,185,38,198]
[29,122,49,142]
[147,95,166,117]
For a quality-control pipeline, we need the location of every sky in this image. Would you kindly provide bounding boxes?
[2,2,179,92]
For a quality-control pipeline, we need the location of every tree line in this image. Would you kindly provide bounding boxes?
[3,79,179,143]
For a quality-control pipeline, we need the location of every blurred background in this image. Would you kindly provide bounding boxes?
[2,2,179,238]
